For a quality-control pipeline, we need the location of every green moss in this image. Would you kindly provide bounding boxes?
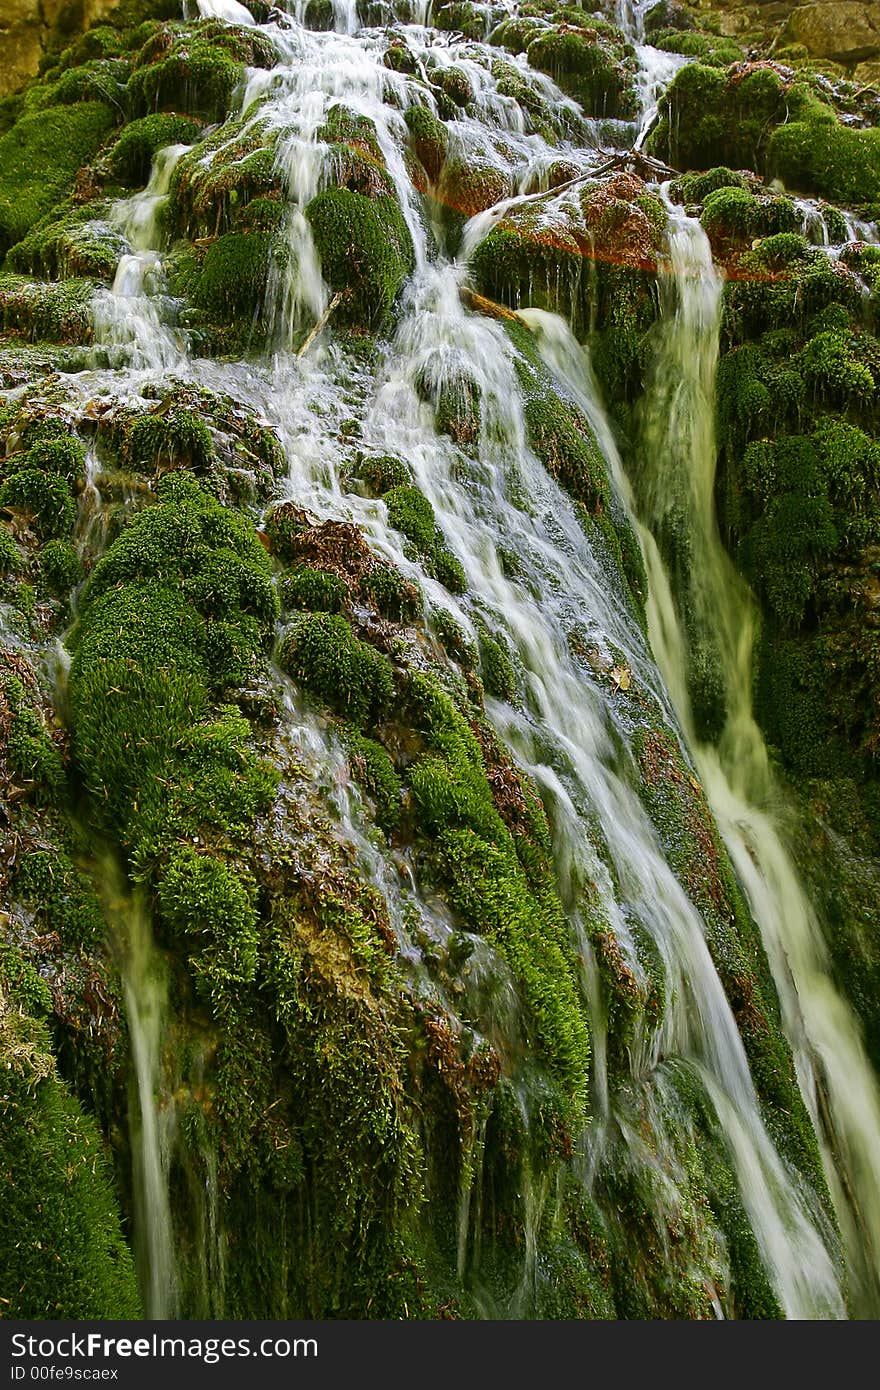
[654,29,743,65]
[362,564,422,622]
[478,628,517,703]
[434,1,487,39]
[382,484,465,592]
[0,1043,140,1318]
[279,565,347,613]
[0,671,65,799]
[0,469,76,539]
[69,474,278,866]
[384,484,436,552]
[192,232,275,327]
[127,406,215,475]
[344,730,402,832]
[404,104,448,183]
[671,167,747,204]
[8,203,126,282]
[434,373,482,451]
[522,387,609,516]
[12,851,106,954]
[127,21,276,123]
[652,63,880,208]
[0,103,116,256]
[22,432,87,486]
[0,273,94,344]
[524,29,637,121]
[650,63,787,174]
[279,612,394,729]
[158,847,259,1013]
[109,113,202,185]
[306,188,415,329]
[0,525,21,574]
[403,670,589,1110]
[42,537,83,595]
[768,104,880,207]
[701,186,797,248]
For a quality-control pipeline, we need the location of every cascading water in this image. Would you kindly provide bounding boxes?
[624,200,880,1314]
[10,0,877,1321]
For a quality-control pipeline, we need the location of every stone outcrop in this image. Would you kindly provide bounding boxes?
[0,0,118,99]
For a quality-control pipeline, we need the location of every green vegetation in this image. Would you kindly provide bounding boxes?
[279,612,394,729]
[0,102,116,255]
[109,113,202,185]
[651,63,880,207]
[306,188,415,328]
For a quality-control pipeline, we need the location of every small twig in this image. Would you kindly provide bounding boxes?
[296,291,344,358]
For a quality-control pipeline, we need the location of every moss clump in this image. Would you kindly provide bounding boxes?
[384,484,436,552]
[191,232,275,327]
[279,612,394,729]
[404,104,448,184]
[0,469,76,540]
[652,63,880,208]
[0,670,65,799]
[68,472,279,867]
[522,388,609,517]
[768,102,880,207]
[362,564,422,623]
[403,671,589,1110]
[126,407,215,476]
[525,28,637,120]
[670,167,747,204]
[653,29,743,66]
[279,565,347,613]
[7,204,127,282]
[158,847,259,1013]
[0,525,21,573]
[383,484,466,593]
[701,186,797,251]
[649,63,789,176]
[109,113,202,185]
[42,538,83,595]
[0,273,94,344]
[306,188,415,329]
[434,1,486,39]
[165,115,280,241]
[0,1006,141,1319]
[0,103,116,256]
[478,628,517,703]
[345,730,402,832]
[127,21,276,124]
[358,453,412,494]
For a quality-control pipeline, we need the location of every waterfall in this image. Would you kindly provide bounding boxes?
[630,203,880,1313]
[11,0,877,1321]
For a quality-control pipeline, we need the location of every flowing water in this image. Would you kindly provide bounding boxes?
[631,200,880,1315]
[16,0,875,1317]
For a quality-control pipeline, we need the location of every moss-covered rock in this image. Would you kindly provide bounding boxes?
[306,187,415,329]
[0,101,116,255]
[0,992,141,1318]
[109,111,202,185]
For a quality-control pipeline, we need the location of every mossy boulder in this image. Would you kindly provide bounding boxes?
[7,203,126,281]
[0,101,116,255]
[109,112,202,185]
[305,188,415,329]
